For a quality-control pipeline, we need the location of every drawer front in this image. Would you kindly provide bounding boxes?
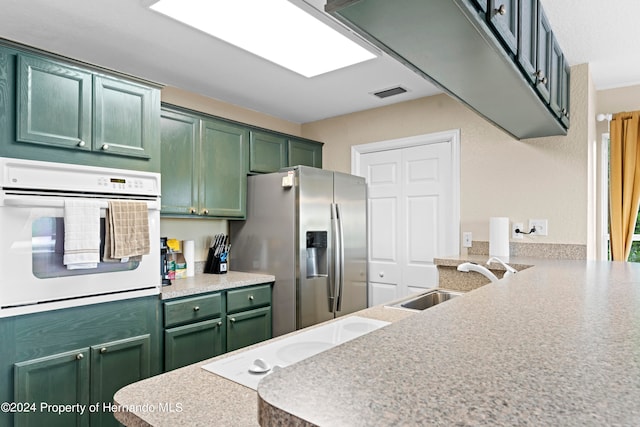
[226,284,271,314]
[164,293,222,327]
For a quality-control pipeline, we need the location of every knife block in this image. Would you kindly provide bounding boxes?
[204,248,227,274]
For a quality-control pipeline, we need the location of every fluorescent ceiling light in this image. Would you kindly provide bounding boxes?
[150,0,377,78]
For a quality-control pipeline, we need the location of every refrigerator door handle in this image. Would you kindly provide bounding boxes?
[329,203,341,313]
[335,203,345,312]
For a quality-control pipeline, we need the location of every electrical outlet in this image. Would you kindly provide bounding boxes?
[529,219,548,236]
[462,231,472,247]
[512,222,524,239]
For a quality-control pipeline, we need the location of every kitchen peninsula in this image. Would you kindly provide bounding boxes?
[115,260,640,426]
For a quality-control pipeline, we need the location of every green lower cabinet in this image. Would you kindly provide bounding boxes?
[226,306,272,353]
[14,334,150,427]
[164,318,224,371]
[14,349,91,427]
[89,335,151,427]
[288,138,322,169]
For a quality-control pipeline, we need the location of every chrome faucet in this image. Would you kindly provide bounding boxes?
[486,257,518,277]
[456,262,500,283]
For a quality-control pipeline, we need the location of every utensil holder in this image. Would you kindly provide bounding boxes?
[204,248,228,274]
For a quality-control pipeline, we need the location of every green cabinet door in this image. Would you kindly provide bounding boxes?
[160,109,199,215]
[93,75,154,159]
[288,139,322,169]
[200,119,249,218]
[16,54,92,150]
[560,61,570,128]
[517,0,537,83]
[164,318,224,371]
[249,130,287,173]
[90,335,151,427]
[535,5,552,103]
[226,306,272,353]
[14,348,90,427]
[549,37,564,120]
[488,0,519,55]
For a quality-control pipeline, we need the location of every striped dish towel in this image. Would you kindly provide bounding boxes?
[63,199,101,269]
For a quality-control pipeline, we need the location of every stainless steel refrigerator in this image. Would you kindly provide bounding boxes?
[230,166,368,337]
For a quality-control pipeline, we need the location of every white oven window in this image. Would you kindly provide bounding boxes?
[31,217,139,279]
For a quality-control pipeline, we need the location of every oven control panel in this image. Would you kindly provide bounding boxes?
[0,157,161,196]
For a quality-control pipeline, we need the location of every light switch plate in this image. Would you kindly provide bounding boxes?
[462,231,472,247]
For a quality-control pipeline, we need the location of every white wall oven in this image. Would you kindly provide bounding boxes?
[0,157,161,317]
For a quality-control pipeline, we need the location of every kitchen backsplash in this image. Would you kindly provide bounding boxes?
[468,241,587,260]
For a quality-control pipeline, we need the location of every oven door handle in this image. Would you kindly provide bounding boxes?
[2,196,160,211]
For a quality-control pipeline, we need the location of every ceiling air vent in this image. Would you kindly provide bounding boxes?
[373,86,407,99]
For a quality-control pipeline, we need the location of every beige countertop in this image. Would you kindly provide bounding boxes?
[113,305,415,427]
[159,271,275,300]
[258,260,640,426]
[115,260,640,426]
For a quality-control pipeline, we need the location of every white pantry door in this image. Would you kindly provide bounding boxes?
[354,131,459,306]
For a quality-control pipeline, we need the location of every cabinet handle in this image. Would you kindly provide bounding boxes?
[193,306,200,312]
[189,207,197,214]
[230,317,236,323]
[541,77,548,85]
[202,209,209,215]
[496,4,506,15]
[248,295,254,301]
[217,321,222,327]
[76,353,84,360]
[379,272,385,278]
[101,144,109,151]
[100,347,107,354]
[77,140,86,147]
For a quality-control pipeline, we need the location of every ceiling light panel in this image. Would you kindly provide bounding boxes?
[150,0,377,78]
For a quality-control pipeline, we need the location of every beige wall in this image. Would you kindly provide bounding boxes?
[302,64,595,248]
[159,65,598,255]
[161,86,302,136]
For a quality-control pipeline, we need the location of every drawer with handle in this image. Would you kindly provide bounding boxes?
[226,284,271,314]
[164,293,222,328]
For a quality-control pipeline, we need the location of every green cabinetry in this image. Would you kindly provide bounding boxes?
[2,296,160,427]
[16,54,92,151]
[288,138,322,169]
[249,131,323,173]
[249,130,287,173]
[163,294,224,371]
[0,43,160,172]
[161,283,273,371]
[160,106,248,218]
[14,335,150,427]
[326,0,570,139]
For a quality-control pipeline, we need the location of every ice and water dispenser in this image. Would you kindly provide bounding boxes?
[306,231,327,278]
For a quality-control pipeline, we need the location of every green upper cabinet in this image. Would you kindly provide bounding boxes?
[488,0,519,55]
[160,109,198,215]
[17,54,93,150]
[288,138,322,169]
[249,130,287,173]
[160,106,248,218]
[93,75,154,159]
[1,45,160,172]
[200,119,249,218]
[326,0,569,139]
[517,0,537,83]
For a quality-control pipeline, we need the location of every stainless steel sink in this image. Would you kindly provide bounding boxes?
[387,289,465,311]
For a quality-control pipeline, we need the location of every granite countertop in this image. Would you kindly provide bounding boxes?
[160,271,276,300]
[257,260,640,426]
[112,305,415,427]
[114,260,640,427]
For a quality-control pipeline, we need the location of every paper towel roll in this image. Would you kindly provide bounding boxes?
[489,217,510,258]
[183,240,195,277]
